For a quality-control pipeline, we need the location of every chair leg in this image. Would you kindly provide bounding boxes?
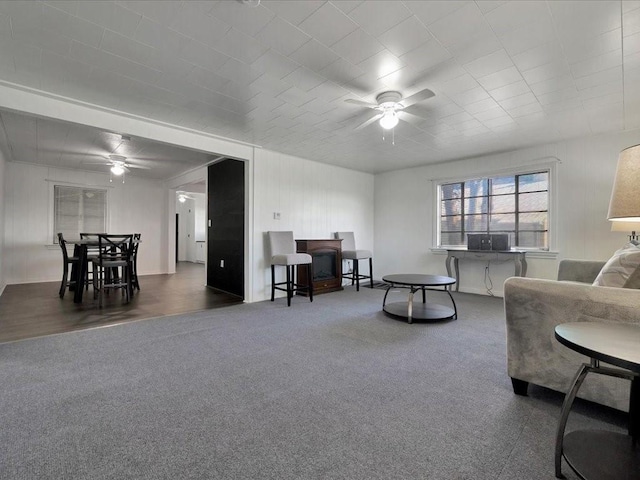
[354,259,360,291]
[59,263,68,298]
[307,263,313,302]
[271,265,275,301]
[369,257,374,289]
[350,260,355,286]
[286,265,292,307]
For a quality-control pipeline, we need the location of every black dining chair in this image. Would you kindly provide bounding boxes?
[91,234,134,307]
[57,233,80,299]
[131,233,141,291]
[79,232,103,290]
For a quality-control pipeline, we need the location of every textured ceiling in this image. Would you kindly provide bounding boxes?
[0,0,639,177]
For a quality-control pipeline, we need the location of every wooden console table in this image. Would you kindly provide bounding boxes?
[296,239,343,295]
[445,249,527,292]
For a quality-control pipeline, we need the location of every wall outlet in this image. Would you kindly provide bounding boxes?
[220,259,224,268]
[273,212,281,220]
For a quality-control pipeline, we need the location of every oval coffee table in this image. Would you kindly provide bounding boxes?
[382,274,457,324]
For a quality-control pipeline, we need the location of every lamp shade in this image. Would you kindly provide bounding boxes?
[608,144,640,221]
[611,221,640,232]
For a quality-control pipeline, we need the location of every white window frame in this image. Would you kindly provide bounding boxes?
[48,181,110,245]
[433,160,558,253]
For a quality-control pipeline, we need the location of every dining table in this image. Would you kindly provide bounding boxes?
[68,235,139,304]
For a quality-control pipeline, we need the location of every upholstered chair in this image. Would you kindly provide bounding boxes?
[334,232,373,291]
[268,231,313,306]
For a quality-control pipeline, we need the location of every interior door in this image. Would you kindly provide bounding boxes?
[207,159,244,298]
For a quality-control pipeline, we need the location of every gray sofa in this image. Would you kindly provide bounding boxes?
[504,259,640,412]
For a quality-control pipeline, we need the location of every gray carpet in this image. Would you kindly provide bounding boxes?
[0,287,626,479]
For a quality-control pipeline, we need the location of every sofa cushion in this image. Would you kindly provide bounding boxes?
[592,242,640,288]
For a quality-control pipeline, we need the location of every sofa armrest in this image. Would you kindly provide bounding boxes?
[504,276,640,411]
[557,259,606,283]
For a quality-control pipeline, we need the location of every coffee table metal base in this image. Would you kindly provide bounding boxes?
[382,274,457,324]
[383,302,456,322]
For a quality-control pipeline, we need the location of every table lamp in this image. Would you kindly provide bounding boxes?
[607,144,640,244]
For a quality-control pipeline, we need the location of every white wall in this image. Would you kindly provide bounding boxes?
[0,146,6,295]
[3,162,166,284]
[374,129,640,296]
[252,149,375,302]
[176,197,196,262]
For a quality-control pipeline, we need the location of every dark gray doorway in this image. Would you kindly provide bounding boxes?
[207,159,245,298]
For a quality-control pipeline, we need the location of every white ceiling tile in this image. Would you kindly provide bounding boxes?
[399,39,452,74]
[482,116,517,128]
[209,1,274,37]
[476,66,523,91]
[528,74,576,96]
[179,40,231,73]
[347,1,411,37]
[521,60,571,85]
[445,31,502,65]
[489,80,532,101]
[574,66,622,90]
[356,50,405,80]
[282,67,325,92]
[541,97,583,113]
[185,66,229,93]
[472,106,509,121]
[578,80,621,101]
[254,16,311,56]
[439,74,479,95]
[308,80,350,103]
[10,21,72,57]
[449,86,490,106]
[463,97,500,115]
[426,3,489,47]
[119,0,186,26]
[277,86,312,107]
[100,30,155,65]
[331,1,364,15]
[498,17,557,56]
[463,49,513,78]
[262,0,324,26]
[562,28,620,64]
[250,73,290,97]
[298,2,358,47]
[213,28,268,64]
[624,5,640,35]
[570,49,622,78]
[476,2,508,14]
[291,38,341,71]
[403,1,471,26]
[76,1,141,37]
[625,30,640,54]
[506,102,543,118]
[549,1,621,42]
[377,16,433,57]
[41,2,103,48]
[484,1,549,36]
[252,50,300,80]
[167,8,231,48]
[319,58,365,87]
[499,92,538,110]
[511,41,566,71]
[331,28,384,65]
[537,87,580,106]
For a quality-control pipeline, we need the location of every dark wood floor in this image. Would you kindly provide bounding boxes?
[0,262,243,344]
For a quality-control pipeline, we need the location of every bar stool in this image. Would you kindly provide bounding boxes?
[268,231,313,306]
[334,231,373,291]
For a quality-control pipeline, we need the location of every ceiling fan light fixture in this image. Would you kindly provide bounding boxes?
[111,163,125,176]
[178,194,187,203]
[379,111,399,130]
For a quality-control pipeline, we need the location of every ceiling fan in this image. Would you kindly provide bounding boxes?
[176,191,196,203]
[82,154,151,181]
[345,88,435,131]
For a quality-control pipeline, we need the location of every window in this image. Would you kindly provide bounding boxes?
[438,170,549,249]
[53,185,107,243]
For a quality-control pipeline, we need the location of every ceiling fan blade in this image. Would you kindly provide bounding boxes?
[80,161,110,165]
[400,88,435,108]
[125,164,151,170]
[399,111,429,125]
[345,98,378,109]
[354,113,383,130]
